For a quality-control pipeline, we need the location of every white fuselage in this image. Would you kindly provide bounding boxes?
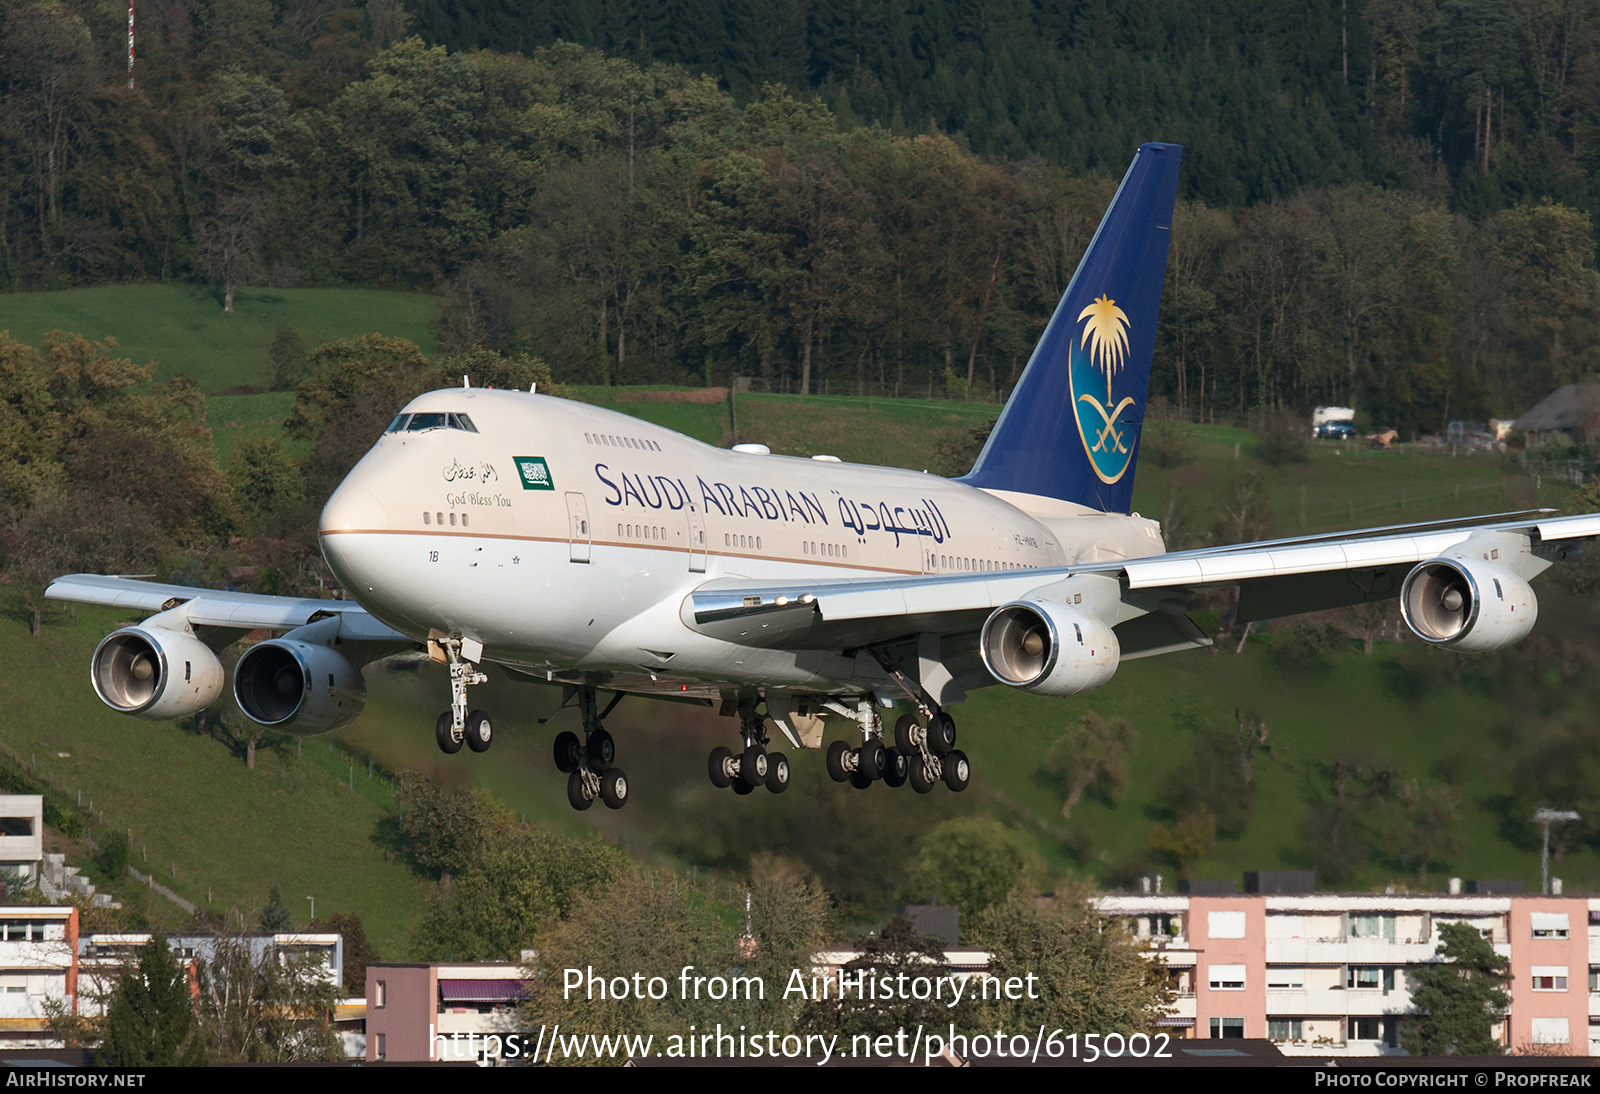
[317,389,1165,699]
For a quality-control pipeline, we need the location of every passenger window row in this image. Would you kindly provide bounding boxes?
[586,432,660,452]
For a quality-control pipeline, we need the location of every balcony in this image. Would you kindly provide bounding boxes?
[1266,936,1506,965]
[1264,987,1411,1017]
[0,941,72,970]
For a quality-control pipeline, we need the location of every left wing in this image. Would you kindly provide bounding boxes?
[682,512,1600,694]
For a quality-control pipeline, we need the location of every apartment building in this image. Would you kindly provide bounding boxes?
[1096,880,1596,1056]
[365,963,527,1064]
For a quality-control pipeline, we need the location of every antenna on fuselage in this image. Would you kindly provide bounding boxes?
[462,375,470,389]
[530,382,537,394]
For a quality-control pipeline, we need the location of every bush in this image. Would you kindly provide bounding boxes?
[1141,421,1197,469]
[1256,417,1312,466]
[93,829,131,882]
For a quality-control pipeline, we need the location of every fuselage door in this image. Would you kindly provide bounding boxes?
[566,492,591,563]
[689,518,707,573]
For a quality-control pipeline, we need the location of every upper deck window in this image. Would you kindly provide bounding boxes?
[385,412,479,434]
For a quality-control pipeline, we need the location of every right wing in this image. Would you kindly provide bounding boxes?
[46,574,409,642]
[47,574,412,729]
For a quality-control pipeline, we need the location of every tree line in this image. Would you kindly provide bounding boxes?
[3,3,1600,431]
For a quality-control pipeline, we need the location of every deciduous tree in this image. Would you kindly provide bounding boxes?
[974,891,1173,1036]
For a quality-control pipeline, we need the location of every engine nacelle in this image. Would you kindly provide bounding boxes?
[91,627,225,721]
[1401,556,1537,652]
[233,638,365,735]
[979,599,1121,695]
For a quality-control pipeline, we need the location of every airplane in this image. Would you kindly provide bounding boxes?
[49,142,1600,813]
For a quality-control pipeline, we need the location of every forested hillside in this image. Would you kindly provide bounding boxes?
[4,1,1600,433]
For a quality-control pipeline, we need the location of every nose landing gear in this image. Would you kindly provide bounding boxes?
[433,637,494,756]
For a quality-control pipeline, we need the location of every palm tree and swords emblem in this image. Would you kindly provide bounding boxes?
[1071,293,1139,484]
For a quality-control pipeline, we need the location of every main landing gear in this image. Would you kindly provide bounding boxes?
[825,700,969,795]
[551,687,630,812]
[706,695,790,797]
[434,638,494,756]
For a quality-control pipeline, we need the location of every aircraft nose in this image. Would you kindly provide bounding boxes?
[320,484,388,535]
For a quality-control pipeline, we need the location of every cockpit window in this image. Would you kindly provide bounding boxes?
[385,411,479,435]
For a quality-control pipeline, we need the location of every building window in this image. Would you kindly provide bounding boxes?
[376,1033,386,1060]
[1532,967,1569,991]
[374,980,386,1008]
[1589,968,1599,992]
[1531,912,1570,939]
[1350,913,1394,940]
[1348,1016,1383,1041]
[1146,914,1177,938]
[1268,1018,1303,1041]
[1346,966,1392,991]
[1208,964,1245,990]
[1531,1018,1570,1045]
[1209,1017,1245,1039]
[1266,969,1304,990]
[1208,911,1246,939]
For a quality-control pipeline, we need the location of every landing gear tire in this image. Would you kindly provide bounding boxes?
[858,740,886,782]
[850,768,874,790]
[600,768,629,809]
[740,746,769,787]
[435,713,462,755]
[732,780,755,796]
[587,729,615,771]
[894,713,920,753]
[465,710,493,753]
[926,711,957,756]
[825,740,852,783]
[707,746,735,789]
[883,747,909,788]
[567,770,594,811]
[908,759,936,794]
[941,749,971,792]
[764,752,791,794]
[553,731,581,774]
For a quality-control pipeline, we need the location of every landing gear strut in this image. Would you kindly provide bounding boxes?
[434,637,493,755]
[708,695,790,796]
[553,687,630,811]
[824,697,893,789]
[844,649,974,795]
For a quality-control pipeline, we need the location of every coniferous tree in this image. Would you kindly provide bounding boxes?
[1403,922,1510,1056]
[100,935,206,1066]
[258,885,292,932]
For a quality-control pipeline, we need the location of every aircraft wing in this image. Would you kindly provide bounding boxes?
[682,511,1600,655]
[45,574,411,643]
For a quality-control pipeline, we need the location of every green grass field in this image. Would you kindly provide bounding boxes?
[0,284,439,392]
[1,605,424,953]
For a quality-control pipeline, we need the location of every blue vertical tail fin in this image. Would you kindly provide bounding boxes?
[959,142,1182,513]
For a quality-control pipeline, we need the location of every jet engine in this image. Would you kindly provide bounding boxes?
[233,634,365,734]
[1400,556,1537,652]
[979,599,1121,695]
[91,626,226,720]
